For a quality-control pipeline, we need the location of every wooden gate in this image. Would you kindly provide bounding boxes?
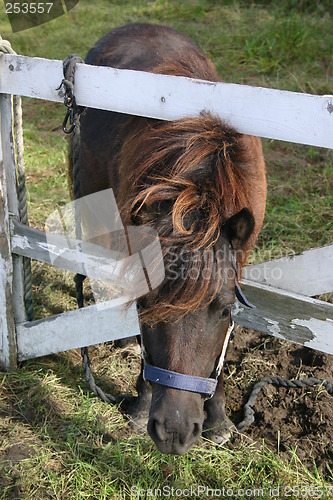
[0,53,332,369]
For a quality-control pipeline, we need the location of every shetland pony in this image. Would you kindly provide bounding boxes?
[75,23,266,454]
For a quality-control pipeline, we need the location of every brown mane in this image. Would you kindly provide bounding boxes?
[117,112,255,324]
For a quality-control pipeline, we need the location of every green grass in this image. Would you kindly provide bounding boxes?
[0,0,333,498]
[252,141,333,262]
[1,355,330,499]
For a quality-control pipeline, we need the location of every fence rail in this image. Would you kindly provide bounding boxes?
[0,54,333,148]
[0,52,332,369]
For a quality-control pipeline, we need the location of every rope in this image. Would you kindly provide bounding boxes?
[237,375,333,433]
[0,38,34,320]
[0,36,16,55]
[61,55,119,404]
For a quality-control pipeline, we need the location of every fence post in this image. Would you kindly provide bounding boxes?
[0,93,27,370]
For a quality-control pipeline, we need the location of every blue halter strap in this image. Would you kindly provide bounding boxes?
[143,363,218,397]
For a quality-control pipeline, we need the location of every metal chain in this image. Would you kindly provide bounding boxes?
[57,54,84,134]
[0,38,34,320]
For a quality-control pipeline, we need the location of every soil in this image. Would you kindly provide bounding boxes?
[224,327,333,477]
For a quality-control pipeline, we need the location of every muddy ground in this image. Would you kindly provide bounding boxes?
[225,327,333,477]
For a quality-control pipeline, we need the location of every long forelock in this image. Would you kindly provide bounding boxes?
[119,113,251,324]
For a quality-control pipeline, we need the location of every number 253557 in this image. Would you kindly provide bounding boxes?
[5,3,54,14]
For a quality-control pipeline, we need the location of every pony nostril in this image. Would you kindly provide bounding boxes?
[148,418,166,443]
[192,422,201,439]
[179,420,202,445]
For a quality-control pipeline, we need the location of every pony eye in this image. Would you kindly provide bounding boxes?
[220,307,231,319]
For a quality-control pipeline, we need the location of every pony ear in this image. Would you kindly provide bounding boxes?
[224,208,255,250]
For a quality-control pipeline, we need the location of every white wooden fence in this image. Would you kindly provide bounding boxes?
[0,53,333,370]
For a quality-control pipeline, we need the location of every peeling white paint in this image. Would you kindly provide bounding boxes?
[10,234,31,250]
[264,318,284,339]
[1,54,333,368]
[37,242,61,256]
[292,318,333,351]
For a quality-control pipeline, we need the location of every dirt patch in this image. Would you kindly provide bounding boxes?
[80,330,333,478]
[225,328,333,477]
